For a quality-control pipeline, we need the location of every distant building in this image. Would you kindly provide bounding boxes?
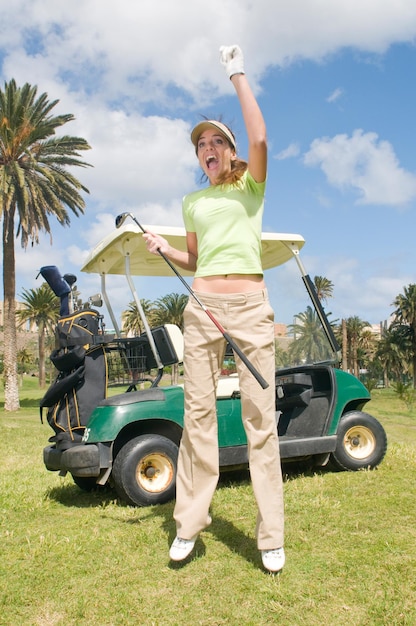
[0,301,37,332]
[364,320,395,339]
[274,323,292,351]
[274,323,287,337]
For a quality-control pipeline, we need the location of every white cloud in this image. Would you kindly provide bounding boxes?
[3,1,416,216]
[2,0,416,105]
[274,142,300,160]
[303,129,416,206]
[313,255,412,322]
[332,274,411,322]
[72,105,197,209]
[267,252,411,325]
[14,237,70,293]
[326,87,344,103]
[3,0,416,329]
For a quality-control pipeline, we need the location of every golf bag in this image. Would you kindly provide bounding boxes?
[40,309,109,449]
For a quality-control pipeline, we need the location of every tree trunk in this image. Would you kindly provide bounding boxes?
[342,319,348,371]
[352,341,359,378]
[2,206,20,411]
[412,349,416,390]
[38,323,46,388]
[171,363,178,385]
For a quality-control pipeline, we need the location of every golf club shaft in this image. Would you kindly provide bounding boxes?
[119,213,269,389]
[203,309,269,389]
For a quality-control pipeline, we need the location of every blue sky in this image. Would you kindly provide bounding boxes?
[1,1,416,328]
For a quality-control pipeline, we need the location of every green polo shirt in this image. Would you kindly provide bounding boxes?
[182,171,266,278]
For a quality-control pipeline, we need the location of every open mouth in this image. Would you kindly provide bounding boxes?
[206,155,218,169]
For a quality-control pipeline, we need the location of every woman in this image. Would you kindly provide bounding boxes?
[143,45,285,573]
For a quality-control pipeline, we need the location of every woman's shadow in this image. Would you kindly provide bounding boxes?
[158,471,260,569]
[46,470,282,570]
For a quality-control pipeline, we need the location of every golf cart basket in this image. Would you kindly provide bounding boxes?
[106,338,149,389]
[106,323,184,390]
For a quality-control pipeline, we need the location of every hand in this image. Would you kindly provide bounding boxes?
[142,232,170,256]
[219,45,245,79]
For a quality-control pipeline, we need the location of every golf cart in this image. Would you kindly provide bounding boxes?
[41,219,387,507]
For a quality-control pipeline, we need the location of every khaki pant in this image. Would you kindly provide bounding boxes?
[173,290,284,550]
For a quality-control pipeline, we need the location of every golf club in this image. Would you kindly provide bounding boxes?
[115,212,269,389]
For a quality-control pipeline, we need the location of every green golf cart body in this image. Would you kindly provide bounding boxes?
[42,225,387,507]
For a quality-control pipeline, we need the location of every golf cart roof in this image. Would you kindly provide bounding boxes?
[81,224,305,277]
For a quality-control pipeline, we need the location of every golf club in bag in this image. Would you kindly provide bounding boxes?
[115,212,269,389]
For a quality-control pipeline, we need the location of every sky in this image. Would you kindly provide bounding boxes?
[1,0,416,330]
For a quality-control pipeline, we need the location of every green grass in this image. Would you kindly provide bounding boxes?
[0,378,415,625]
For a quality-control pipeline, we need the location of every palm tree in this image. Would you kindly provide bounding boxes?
[341,318,348,371]
[288,306,333,364]
[357,328,378,372]
[0,79,91,410]
[392,284,416,387]
[153,293,188,330]
[313,275,334,303]
[275,341,291,369]
[16,283,60,388]
[122,299,156,336]
[344,316,370,378]
[17,347,34,384]
[376,326,410,387]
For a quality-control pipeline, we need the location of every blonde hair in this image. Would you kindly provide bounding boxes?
[215,156,247,186]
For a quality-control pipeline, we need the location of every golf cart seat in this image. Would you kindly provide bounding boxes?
[216,373,240,398]
[141,323,184,367]
[160,323,184,364]
[275,372,313,409]
[178,374,240,399]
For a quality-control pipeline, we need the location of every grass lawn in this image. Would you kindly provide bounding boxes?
[0,378,415,625]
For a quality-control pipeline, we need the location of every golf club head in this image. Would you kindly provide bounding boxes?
[115,212,131,229]
[63,273,77,287]
[89,293,103,308]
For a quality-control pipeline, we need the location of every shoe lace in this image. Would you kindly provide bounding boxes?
[264,548,283,558]
[175,537,193,548]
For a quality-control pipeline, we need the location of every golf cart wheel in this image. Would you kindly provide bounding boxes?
[330,411,387,471]
[112,434,178,507]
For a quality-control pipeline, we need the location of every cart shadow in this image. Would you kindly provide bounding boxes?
[45,482,119,508]
[45,461,331,510]
[46,484,265,570]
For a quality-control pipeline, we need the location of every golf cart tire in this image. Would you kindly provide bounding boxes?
[112,434,178,507]
[330,411,387,471]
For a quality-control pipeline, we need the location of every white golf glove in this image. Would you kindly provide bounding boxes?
[219,45,245,79]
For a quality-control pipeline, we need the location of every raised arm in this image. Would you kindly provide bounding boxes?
[220,45,267,183]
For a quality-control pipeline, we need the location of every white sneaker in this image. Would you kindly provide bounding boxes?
[169,516,211,561]
[169,536,197,561]
[261,547,285,572]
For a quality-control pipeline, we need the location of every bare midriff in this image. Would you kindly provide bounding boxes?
[192,274,265,294]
